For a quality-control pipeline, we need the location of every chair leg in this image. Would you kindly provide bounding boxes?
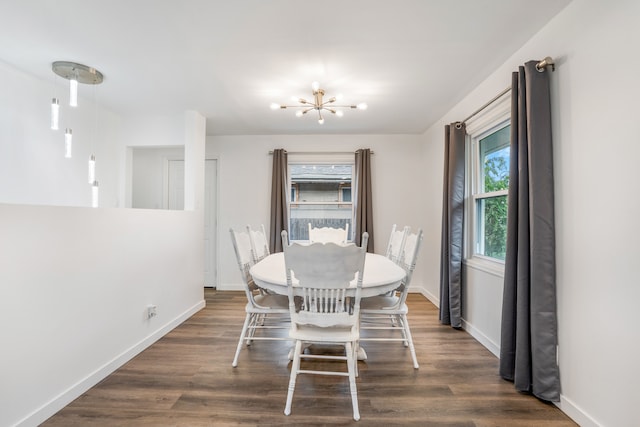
[232,313,252,367]
[397,315,409,347]
[284,340,303,416]
[401,314,419,369]
[345,341,360,421]
[247,313,262,343]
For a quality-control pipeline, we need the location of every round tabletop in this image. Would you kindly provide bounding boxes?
[250,252,406,298]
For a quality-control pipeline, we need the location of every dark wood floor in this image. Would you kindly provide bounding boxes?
[43,289,576,426]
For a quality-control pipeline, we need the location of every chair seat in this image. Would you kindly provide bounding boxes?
[360,295,407,314]
[247,294,290,313]
[290,324,358,343]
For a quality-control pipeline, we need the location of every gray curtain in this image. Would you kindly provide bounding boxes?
[269,149,288,253]
[499,61,560,401]
[439,123,466,328]
[354,149,374,252]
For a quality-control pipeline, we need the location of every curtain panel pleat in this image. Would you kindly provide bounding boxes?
[269,149,289,253]
[439,123,466,328]
[499,61,560,402]
[354,149,374,252]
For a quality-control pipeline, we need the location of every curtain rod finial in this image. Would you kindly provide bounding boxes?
[536,57,555,72]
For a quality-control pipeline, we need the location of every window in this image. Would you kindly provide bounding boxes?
[288,162,353,241]
[466,94,510,269]
[473,124,510,260]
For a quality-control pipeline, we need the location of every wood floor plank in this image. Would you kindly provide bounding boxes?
[42,290,576,426]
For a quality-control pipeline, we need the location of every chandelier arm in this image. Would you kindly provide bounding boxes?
[280,103,317,108]
[320,98,336,107]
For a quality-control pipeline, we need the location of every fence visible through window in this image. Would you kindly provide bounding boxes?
[289,164,353,241]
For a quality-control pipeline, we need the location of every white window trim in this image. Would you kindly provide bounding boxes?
[463,93,511,277]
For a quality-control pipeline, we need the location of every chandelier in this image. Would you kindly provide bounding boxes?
[270,81,367,124]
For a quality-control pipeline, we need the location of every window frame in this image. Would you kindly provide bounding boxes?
[287,153,355,242]
[464,94,511,277]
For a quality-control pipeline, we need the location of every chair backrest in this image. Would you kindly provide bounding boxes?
[385,224,410,264]
[282,230,368,329]
[396,228,424,304]
[308,223,349,244]
[247,224,270,263]
[229,228,261,304]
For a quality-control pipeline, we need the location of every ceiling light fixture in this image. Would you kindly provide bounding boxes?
[52,61,104,107]
[270,81,367,125]
[51,61,104,206]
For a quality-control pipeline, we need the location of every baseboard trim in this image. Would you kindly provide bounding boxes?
[17,299,206,427]
[555,394,602,427]
[460,318,500,357]
[410,283,439,308]
[409,283,598,427]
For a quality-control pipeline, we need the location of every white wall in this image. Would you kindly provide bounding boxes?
[420,1,640,426]
[0,62,206,427]
[131,146,184,209]
[0,60,122,208]
[206,134,427,290]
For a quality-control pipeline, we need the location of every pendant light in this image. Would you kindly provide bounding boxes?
[88,154,96,183]
[50,98,60,130]
[91,180,99,208]
[52,62,103,107]
[64,128,73,158]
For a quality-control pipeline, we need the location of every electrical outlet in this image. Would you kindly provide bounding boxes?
[147,304,157,319]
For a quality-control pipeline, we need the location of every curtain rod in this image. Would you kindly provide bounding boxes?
[460,86,511,125]
[268,150,374,155]
[460,56,555,125]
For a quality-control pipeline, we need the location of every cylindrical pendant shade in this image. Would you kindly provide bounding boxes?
[69,78,78,107]
[88,154,96,184]
[91,180,99,208]
[64,128,73,158]
[51,98,60,130]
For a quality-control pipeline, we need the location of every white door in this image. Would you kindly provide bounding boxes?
[204,159,217,287]
[168,159,218,288]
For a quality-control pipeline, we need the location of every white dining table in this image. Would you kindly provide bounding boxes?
[249,251,406,361]
[250,252,406,298]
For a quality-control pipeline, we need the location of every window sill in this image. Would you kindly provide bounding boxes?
[463,256,505,278]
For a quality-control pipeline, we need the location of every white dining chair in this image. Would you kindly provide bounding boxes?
[308,223,349,244]
[247,224,270,264]
[360,228,423,369]
[281,230,368,421]
[229,227,290,368]
[385,224,410,264]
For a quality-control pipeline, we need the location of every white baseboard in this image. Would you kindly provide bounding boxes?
[555,394,602,427]
[17,299,206,427]
[460,318,500,357]
[413,284,439,307]
[216,282,244,291]
[408,283,599,427]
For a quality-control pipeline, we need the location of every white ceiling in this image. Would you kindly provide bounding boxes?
[0,0,571,136]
